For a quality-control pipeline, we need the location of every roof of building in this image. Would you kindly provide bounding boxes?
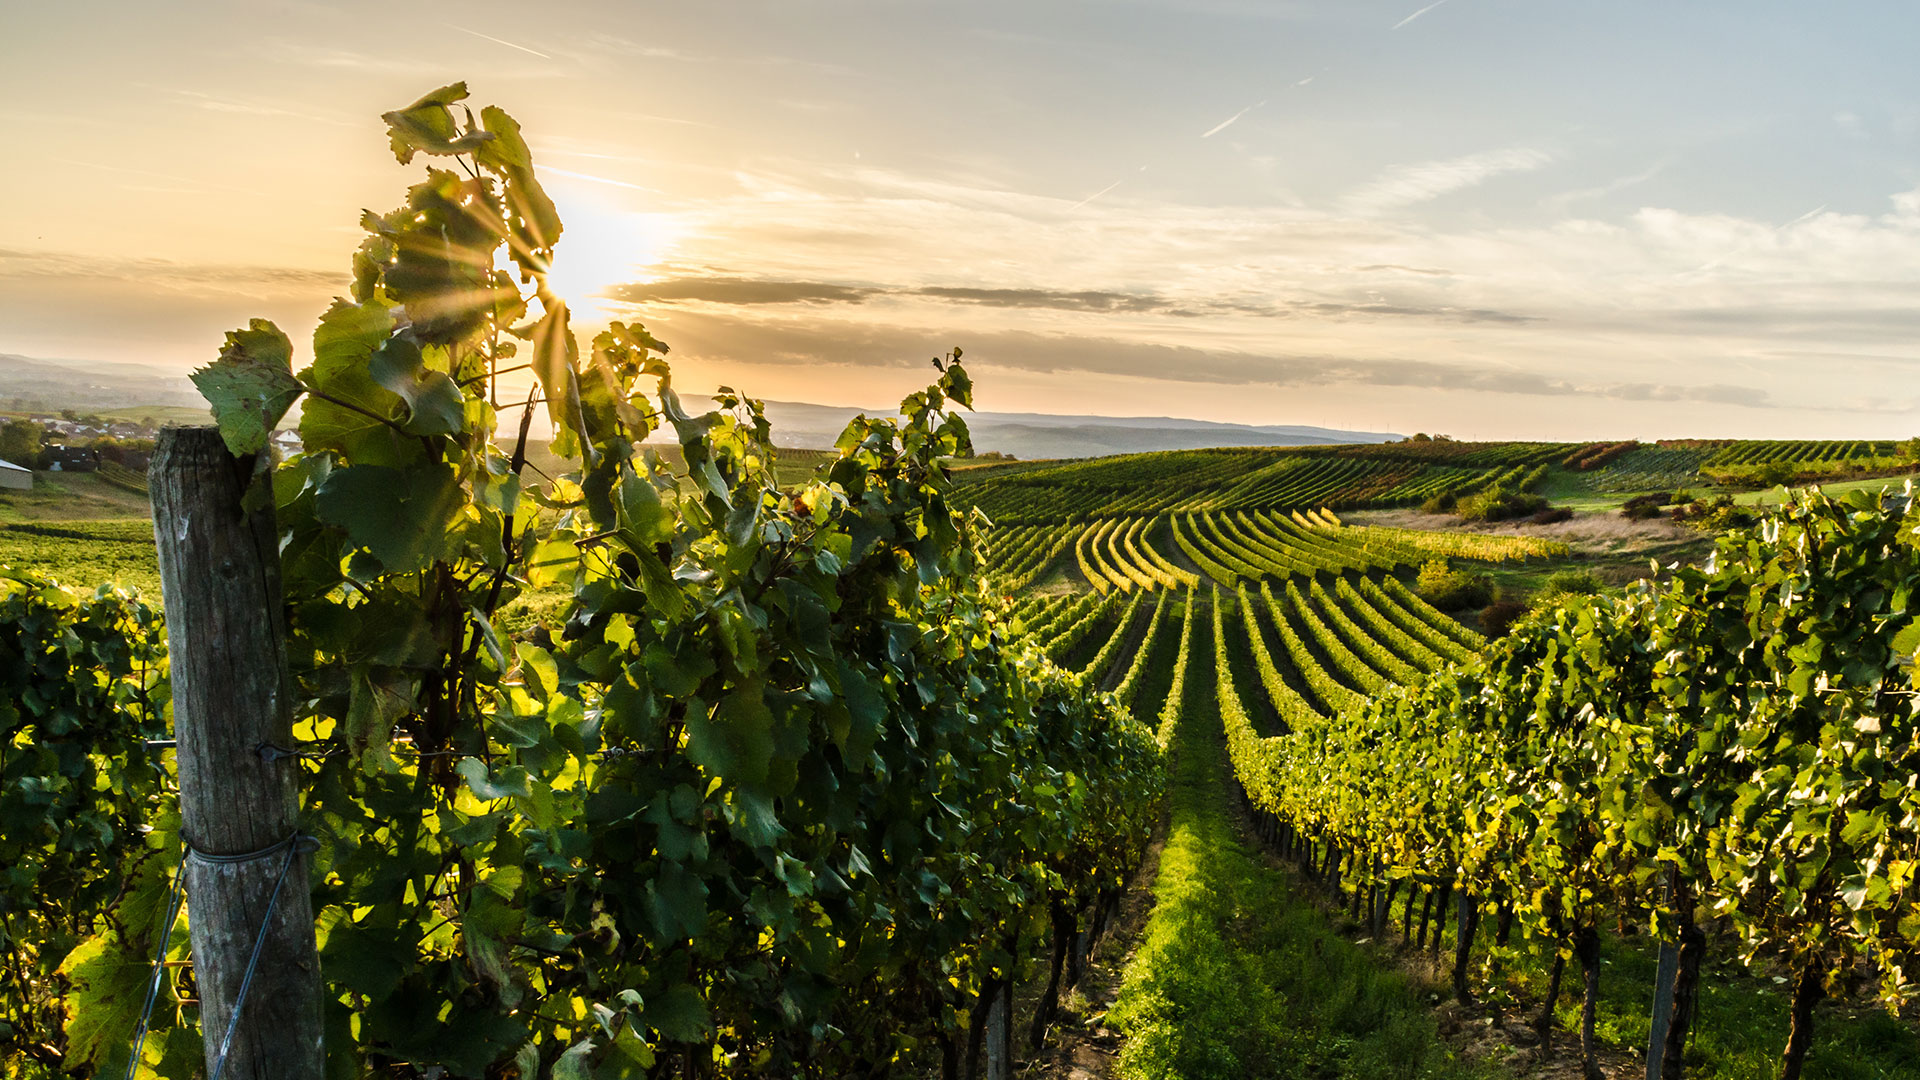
[0,458,28,473]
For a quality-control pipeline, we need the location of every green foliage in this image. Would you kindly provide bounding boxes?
[1111,592,1473,1080]
[1413,559,1493,611]
[0,573,170,1076]
[139,84,1163,1076]
[191,320,302,455]
[1538,568,1602,600]
[1221,486,1920,1071]
[1754,459,1797,487]
[0,520,160,595]
[1454,481,1547,523]
[0,419,44,467]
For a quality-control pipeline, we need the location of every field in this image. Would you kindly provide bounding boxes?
[988,495,1920,1079]
[7,421,1920,1080]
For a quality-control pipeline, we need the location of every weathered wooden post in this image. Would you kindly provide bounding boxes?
[149,427,324,1080]
[982,981,1012,1080]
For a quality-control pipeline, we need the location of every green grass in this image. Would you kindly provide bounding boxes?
[1482,925,1920,1079]
[1357,867,1920,1080]
[1732,474,1920,506]
[95,405,211,426]
[0,471,155,522]
[1109,597,1481,1080]
[0,519,160,594]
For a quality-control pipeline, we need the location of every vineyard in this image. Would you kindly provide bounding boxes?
[6,81,1920,1080]
[983,506,1560,599]
[996,491,1920,1080]
[955,438,1920,523]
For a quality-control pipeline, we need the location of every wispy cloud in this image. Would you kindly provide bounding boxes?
[1201,100,1265,139]
[1392,0,1451,31]
[1541,160,1666,213]
[451,25,552,60]
[1343,146,1553,214]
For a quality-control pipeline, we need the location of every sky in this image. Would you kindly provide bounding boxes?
[6,0,1920,439]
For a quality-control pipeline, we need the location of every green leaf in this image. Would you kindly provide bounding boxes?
[462,885,526,1004]
[367,336,466,436]
[644,983,714,1042]
[193,319,302,455]
[617,466,673,546]
[315,462,463,573]
[381,82,493,164]
[477,106,564,272]
[346,666,412,753]
[839,664,886,761]
[553,1039,597,1080]
[644,860,708,943]
[684,684,774,787]
[318,913,409,1000]
[531,299,590,456]
[300,298,417,466]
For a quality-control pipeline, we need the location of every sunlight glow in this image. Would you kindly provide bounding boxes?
[539,185,684,322]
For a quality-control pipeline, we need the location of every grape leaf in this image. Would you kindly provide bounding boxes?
[193,319,302,455]
[381,81,493,164]
[530,298,590,454]
[477,105,563,272]
[367,335,466,436]
[314,462,463,573]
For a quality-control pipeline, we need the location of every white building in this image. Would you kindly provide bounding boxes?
[0,458,30,491]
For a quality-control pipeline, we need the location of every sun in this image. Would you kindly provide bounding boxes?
[536,186,683,322]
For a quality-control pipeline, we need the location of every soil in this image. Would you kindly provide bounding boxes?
[1015,826,1166,1078]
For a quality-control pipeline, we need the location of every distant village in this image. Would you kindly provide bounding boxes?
[0,412,164,490]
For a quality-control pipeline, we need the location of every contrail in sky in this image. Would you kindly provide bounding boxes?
[534,164,661,192]
[1201,100,1266,139]
[452,25,553,59]
[1392,0,1450,30]
[1067,177,1127,210]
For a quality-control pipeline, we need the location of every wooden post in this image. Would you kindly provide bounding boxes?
[150,427,324,1080]
[1646,940,1679,1080]
[983,981,1012,1080]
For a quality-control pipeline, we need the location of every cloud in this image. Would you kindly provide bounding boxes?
[1344,146,1555,214]
[915,287,1168,313]
[1541,160,1667,213]
[0,248,341,290]
[605,273,1541,324]
[645,309,1769,408]
[608,278,874,305]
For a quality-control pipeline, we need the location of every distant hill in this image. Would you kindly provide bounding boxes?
[0,354,202,413]
[740,400,1398,458]
[0,354,1396,456]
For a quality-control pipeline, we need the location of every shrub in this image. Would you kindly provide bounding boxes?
[1420,492,1457,514]
[1544,569,1603,596]
[1529,507,1573,525]
[1620,492,1673,520]
[1479,599,1528,637]
[1458,483,1548,523]
[1672,494,1757,532]
[1415,559,1494,611]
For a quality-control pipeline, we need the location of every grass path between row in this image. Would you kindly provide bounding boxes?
[1106,605,1482,1080]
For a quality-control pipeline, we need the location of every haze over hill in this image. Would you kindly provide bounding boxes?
[0,354,1396,457]
[0,354,203,413]
[741,399,1398,458]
